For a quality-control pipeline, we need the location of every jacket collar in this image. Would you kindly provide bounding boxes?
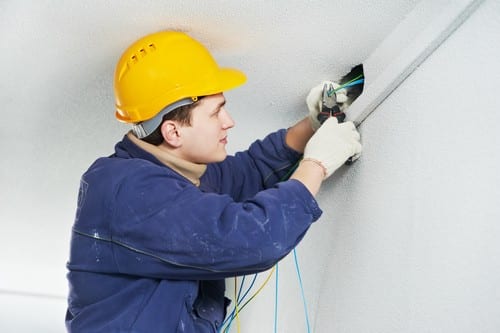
[116,131,207,186]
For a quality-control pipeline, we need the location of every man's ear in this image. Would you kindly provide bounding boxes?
[160,120,182,147]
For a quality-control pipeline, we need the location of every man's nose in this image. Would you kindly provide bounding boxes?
[221,109,235,129]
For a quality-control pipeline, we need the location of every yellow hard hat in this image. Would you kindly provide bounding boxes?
[114,31,246,127]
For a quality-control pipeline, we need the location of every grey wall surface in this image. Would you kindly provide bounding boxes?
[2,0,499,332]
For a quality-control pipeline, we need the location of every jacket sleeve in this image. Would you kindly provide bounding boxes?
[107,166,322,280]
[200,129,303,201]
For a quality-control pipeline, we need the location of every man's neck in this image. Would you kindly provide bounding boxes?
[127,132,207,186]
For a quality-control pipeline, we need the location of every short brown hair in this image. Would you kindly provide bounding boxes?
[142,99,201,145]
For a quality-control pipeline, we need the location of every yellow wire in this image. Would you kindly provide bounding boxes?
[239,266,276,310]
[224,266,277,333]
[234,276,241,333]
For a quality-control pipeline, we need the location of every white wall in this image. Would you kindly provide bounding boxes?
[2,0,499,332]
[312,0,500,332]
[229,1,500,332]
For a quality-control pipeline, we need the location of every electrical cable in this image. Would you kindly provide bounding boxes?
[334,73,364,92]
[269,160,315,332]
[220,274,255,331]
[222,276,244,333]
[338,79,364,90]
[220,268,275,332]
[293,249,311,333]
[234,277,241,333]
[237,266,276,311]
[224,283,239,332]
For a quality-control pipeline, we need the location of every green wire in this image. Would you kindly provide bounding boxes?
[325,73,364,97]
[334,73,364,92]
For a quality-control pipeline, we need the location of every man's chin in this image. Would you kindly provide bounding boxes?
[204,151,227,164]
[214,152,227,162]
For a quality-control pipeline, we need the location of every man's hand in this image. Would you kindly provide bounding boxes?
[306,81,348,131]
[303,117,362,178]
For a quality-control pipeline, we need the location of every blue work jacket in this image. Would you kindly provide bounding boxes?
[66,129,322,332]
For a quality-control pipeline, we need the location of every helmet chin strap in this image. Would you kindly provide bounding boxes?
[132,98,196,139]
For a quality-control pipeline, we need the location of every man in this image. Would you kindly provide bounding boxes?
[66,31,362,332]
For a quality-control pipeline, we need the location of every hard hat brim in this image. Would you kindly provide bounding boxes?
[115,67,246,124]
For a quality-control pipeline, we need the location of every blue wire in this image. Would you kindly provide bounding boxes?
[219,274,258,332]
[238,274,258,305]
[335,78,364,91]
[220,277,244,333]
[294,249,311,333]
[237,275,246,302]
[274,263,279,333]
[223,275,247,332]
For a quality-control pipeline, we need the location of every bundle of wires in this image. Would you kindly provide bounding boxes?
[335,73,364,93]
[218,251,310,333]
[219,270,273,332]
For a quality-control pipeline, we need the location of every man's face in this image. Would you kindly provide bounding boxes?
[177,93,235,164]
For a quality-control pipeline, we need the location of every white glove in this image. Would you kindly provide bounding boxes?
[303,117,362,178]
[306,80,348,131]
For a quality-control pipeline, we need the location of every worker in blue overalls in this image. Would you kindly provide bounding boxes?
[65,30,362,332]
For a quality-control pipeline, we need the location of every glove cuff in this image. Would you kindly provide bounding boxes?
[301,158,327,178]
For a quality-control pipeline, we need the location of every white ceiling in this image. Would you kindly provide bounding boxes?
[1,0,420,297]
